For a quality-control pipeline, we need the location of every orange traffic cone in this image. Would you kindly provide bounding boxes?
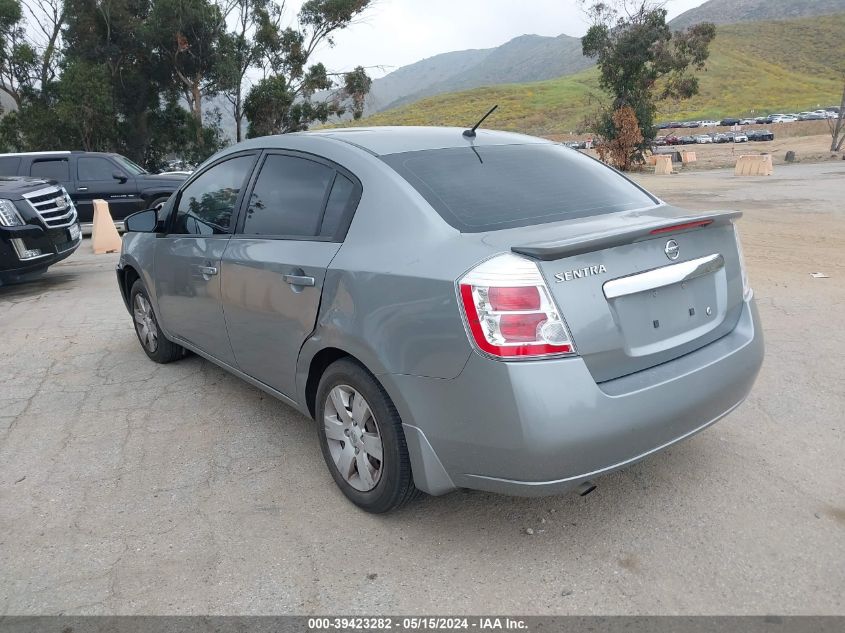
[91,199,122,254]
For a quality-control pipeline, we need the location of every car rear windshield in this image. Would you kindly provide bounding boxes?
[381,144,657,232]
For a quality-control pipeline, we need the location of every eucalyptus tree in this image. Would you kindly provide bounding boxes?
[243,0,374,137]
[580,0,716,161]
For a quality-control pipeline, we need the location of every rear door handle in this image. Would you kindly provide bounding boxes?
[77,187,88,192]
[198,265,218,277]
[283,274,315,287]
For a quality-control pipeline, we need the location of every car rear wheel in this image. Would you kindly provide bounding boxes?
[130,279,184,364]
[316,358,419,513]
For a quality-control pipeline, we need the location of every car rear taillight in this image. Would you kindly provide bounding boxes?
[732,221,753,301]
[458,253,576,359]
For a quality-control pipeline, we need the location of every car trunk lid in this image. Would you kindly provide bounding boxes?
[484,206,746,382]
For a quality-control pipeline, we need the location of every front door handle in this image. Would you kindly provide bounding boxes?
[198,265,218,277]
[77,187,88,192]
[283,274,315,287]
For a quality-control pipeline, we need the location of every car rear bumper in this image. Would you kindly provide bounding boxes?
[387,297,764,497]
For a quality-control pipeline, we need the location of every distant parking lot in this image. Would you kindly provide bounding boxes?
[1,161,843,615]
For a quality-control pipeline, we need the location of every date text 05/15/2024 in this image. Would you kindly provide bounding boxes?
[307,616,528,631]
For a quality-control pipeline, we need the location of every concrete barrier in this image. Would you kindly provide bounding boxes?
[655,149,682,162]
[735,154,773,176]
[91,199,122,254]
[681,150,697,164]
[654,155,673,175]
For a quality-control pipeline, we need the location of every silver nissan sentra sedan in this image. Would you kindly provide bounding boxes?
[116,126,764,513]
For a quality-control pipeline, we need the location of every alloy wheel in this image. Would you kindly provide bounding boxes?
[133,293,159,353]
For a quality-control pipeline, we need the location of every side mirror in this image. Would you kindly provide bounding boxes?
[124,208,159,233]
[112,171,128,183]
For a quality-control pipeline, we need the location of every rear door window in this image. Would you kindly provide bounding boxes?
[30,158,70,182]
[381,144,657,232]
[0,156,21,175]
[242,154,334,237]
[320,173,357,238]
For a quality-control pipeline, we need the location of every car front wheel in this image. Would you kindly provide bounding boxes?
[316,358,419,513]
[129,279,185,363]
[149,196,171,210]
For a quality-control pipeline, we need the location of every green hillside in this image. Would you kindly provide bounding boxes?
[669,0,845,30]
[337,14,845,136]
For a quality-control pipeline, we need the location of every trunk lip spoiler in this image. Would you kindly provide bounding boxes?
[511,210,742,261]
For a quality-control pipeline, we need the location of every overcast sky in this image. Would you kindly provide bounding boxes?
[299,0,710,78]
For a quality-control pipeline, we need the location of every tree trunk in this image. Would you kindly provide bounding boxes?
[192,79,203,145]
[235,93,242,142]
[831,79,845,152]
[80,122,92,152]
[0,85,22,110]
[40,12,65,93]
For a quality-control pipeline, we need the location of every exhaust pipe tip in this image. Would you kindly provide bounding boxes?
[577,481,597,497]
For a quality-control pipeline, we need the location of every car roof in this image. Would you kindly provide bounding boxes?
[294,126,551,156]
[0,151,72,157]
[0,150,114,158]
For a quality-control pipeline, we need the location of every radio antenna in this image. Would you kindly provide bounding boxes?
[462,105,499,138]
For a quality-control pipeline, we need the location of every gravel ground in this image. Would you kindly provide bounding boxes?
[0,161,843,615]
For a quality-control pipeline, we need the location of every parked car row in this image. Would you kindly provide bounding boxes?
[768,110,840,122]
[655,130,770,146]
[793,111,837,121]
[0,151,187,231]
[563,140,592,150]
[657,107,840,129]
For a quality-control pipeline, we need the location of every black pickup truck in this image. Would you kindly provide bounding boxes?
[0,176,82,286]
[0,151,187,230]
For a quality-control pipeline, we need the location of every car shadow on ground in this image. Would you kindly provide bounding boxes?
[202,345,724,530]
[0,269,79,301]
[113,320,731,550]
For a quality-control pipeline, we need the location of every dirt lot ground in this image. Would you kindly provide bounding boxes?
[1,162,843,615]
[658,133,841,170]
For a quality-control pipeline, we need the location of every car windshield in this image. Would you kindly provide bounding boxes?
[381,144,657,233]
[113,155,147,175]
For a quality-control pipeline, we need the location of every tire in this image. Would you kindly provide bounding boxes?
[129,279,184,364]
[149,196,171,210]
[316,358,419,513]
